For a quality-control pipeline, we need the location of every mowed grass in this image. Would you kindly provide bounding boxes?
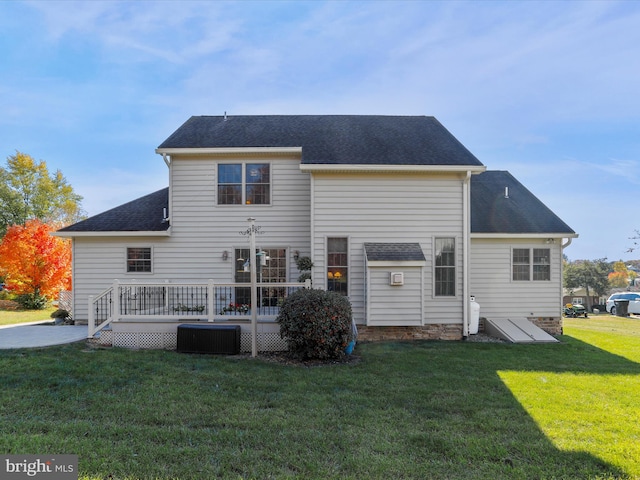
[499,314,640,479]
[0,315,638,479]
[0,306,57,326]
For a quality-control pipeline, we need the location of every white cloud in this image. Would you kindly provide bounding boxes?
[3,0,640,260]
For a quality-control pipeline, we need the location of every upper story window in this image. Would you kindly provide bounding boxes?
[127,247,152,273]
[218,163,270,205]
[512,248,550,281]
[434,237,456,296]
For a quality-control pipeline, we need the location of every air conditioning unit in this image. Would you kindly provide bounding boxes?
[177,324,241,354]
[390,272,404,286]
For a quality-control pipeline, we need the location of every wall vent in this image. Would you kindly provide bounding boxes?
[177,324,241,354]
[390,272,404,286]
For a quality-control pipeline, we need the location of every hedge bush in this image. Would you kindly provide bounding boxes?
[277,288,353,360]
[15,293,48,310]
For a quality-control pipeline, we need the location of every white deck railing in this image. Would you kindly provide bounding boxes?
[88,279,310,338]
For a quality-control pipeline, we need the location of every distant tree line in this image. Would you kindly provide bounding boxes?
[563,258,639,311]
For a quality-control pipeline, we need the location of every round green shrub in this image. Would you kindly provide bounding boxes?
[50,309,71,319]
[16,293,48,310]
[277,288,353,360]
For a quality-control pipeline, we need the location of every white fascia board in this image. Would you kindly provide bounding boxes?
[470,233,579,239]
[300,164,486,174]
[155,147,302,156]
[51,229,171,238]
[366,260,426,267]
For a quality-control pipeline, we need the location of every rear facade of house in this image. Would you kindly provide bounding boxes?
[56,115,576,349]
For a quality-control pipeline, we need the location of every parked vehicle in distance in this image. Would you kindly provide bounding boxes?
[564,303,588,318]
[606,292,640,315]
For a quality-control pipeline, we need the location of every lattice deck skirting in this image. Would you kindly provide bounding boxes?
[112,332,177,350]
[103,331,287,352]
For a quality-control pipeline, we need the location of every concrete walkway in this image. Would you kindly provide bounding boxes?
[0,322,87,349]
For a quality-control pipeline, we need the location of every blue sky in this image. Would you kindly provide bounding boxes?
[1,0,639,261]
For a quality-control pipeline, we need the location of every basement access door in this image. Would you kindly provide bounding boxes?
[484,318,559,343]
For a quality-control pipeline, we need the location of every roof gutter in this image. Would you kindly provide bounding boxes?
[300,164,486,174]
[155,147,303,156]
[51,229,171,238]
[471,233,579,239]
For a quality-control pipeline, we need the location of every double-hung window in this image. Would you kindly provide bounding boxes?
[218,163,270,205]
[434,238,456,296]
[127,247,152,273]
[512,248,550,281]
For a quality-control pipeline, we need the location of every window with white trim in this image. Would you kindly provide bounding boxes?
[234,248,287,306]
[434,237,456,296]
[512,248,550,281]
[327,237,348,296]
[218,163,270,205]
[127,247,152,273]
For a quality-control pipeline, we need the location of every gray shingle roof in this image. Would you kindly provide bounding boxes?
[58,117,573,236]
[58,188,169,233]
[364,243,426,262]
[158,115,484,167]
[471,171,575,234]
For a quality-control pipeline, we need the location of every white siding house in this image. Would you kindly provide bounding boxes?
[55,115,576,348]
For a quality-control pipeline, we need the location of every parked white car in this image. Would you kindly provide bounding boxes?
[606,292,640,315]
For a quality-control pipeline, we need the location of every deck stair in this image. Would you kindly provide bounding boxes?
[484,317,558,343]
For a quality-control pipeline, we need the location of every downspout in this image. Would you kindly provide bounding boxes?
[162,154,172,225]
[462,171,471,338]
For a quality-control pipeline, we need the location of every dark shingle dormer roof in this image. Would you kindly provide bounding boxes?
[364,243,426,262]
[57,188,169,233]
[158,115,484,167]
[471,171,575,235]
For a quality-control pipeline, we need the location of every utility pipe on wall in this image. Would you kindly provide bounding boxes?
[462,171,471,338]
[248,217,259,358]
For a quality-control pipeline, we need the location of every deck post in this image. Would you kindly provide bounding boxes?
[207,279,215,322]
[88,295,95,338]
[112,279,120,323]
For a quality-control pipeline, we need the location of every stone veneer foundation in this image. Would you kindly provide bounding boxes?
[357,324,464,342]
[528,317,562,336]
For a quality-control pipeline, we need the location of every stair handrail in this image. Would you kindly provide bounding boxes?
[88,280,118,338]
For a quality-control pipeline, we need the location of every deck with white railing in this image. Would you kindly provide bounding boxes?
[89,279,310,351]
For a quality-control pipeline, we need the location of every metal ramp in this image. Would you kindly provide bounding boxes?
[484,318,558,343]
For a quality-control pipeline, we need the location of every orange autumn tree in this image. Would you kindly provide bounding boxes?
[0,219,71,307]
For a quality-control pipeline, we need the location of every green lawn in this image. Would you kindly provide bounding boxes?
[0,306,57,326]
[0,315,638,479]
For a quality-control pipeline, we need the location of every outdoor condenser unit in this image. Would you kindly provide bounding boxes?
[177,324,241,354]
